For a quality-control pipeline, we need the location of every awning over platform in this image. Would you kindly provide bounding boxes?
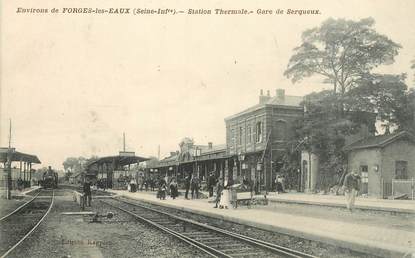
[0,147,41,164]
[87,154,149,168]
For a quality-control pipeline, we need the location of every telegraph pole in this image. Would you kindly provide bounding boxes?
[123,132,126,152]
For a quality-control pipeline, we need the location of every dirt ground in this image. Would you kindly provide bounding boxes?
[0,195,29,218]
[6,189,207,258]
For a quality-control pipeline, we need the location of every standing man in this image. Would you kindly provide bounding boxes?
[191,175,200,199]
[184,172,191,200]
[169,177,178,200]
[83,179,92,207]
[208,172,216,198]
[343,170,361,212]
[213,178,224,208]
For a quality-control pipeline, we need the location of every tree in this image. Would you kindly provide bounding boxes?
[62,156,87,174]
[395,88,415,133]
[284,18,401,96]
[345,73,408,127]
[412,58,415,84]
[344,73,415,133]
[295,90,376,190]
[62,157,79,172]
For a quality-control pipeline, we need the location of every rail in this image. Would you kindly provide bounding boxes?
[0,190,54,258]
[102,197,317,258]
[0,191,41,222]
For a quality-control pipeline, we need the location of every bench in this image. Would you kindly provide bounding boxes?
[231,191,268,208]
[231,191,247,208]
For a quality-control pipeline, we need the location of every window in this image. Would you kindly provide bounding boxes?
[274,120,287,141]
[247,126,252,143]
[395,161,408,179]
[239,127,243,145]
[256,122,262,143]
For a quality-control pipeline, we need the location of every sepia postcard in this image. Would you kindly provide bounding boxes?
[1,0,414,257]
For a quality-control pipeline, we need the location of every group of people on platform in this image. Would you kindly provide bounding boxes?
[127,176,160,192]
[156,176,179,200]
[87,167,362,213]
[118,168,294,211]
[184,173,201,199]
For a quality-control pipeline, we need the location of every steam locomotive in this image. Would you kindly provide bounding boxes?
[41,166,58,189]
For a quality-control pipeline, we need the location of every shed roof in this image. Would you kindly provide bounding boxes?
[0,147,41,164]
[86,154,149,168]
[149,144,227,169]
[343,131,415,152]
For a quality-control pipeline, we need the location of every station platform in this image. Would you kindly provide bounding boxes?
[107,189,415,258]
[266,192,415,214]
[0,186,40,219]
[14,185,41,196]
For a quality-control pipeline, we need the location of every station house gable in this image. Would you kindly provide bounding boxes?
[344,131,415,198]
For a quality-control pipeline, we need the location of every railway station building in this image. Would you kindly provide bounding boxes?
[224,89,303,191]
[0,147,41,189]
[148,138,227,186]
[148,89,304,192]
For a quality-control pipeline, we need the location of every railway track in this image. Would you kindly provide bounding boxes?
[101,198,318,258]
[0,189,54,258]
[0,191,41,222]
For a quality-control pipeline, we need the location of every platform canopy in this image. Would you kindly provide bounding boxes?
[0,147,41,164]
[86,152,149,168]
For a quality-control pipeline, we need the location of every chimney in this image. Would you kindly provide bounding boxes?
[259,89,271,104]
[276,89,285,101]
[208,142,213,149]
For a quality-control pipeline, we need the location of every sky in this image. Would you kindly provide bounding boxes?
[1,0,415,169]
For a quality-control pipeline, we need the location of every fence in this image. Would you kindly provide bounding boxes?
[392,178,414,200]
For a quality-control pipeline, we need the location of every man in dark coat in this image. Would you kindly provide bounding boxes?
[83,180,92,207]
[343,170,361,212]
[208,172,217,197]
[184,173,191,200]
[213,178,224,208]
[191,175,200,199]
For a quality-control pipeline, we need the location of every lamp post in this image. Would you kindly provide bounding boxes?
[194,148,201,178]
[241,162,248,182]
[237,153,245,182]
[256,162,262,193]
[169,166,173,178]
